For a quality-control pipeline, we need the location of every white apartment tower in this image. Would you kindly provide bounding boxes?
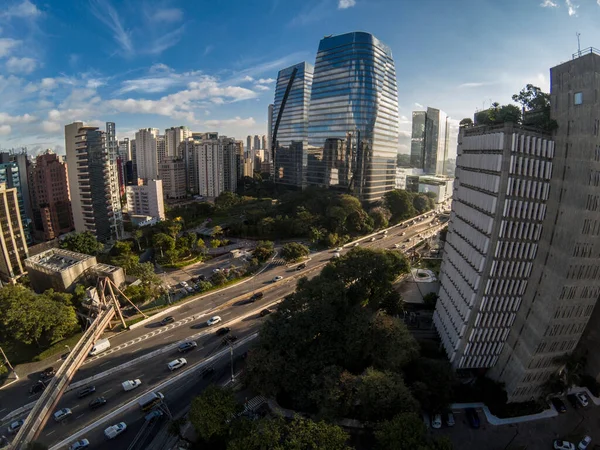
[135,128,159,180]
[165,126,190,158]
[197,133,226,198]
[126,179,165,221]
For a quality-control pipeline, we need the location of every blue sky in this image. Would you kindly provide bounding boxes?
[0,0,598,156]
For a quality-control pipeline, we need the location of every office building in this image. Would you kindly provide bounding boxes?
[65,122,123,242]
[158,157,186,199]
[117,138,130,195]
[29,150,74,241]
[272,62,313,188]
[135,128,159,180]
[253,135,261,151]
[165,126,190,158]
[126,179,165,221]
[130,139,137,182]
[267,104,274,161]
[246,136,252,155]
[307,32,399,201]
[0,156,32,244]
[118,138,131,161]
[410,107,450,175]
[0,183,28,282]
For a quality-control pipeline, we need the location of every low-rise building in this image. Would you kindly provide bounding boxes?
[126,179,165,221]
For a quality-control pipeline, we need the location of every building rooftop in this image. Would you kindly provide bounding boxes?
[25,248,94,272]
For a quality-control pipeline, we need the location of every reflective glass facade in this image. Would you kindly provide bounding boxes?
[307,32,399,202]
[411,107,450,176]
[272,62,314,188]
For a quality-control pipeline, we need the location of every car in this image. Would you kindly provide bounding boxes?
[212,268,221,273]
[53,407,72,422]
[272,275,283,282]
[144,410,164,422]
[394,243,401,248]
[216,326,231,336]
[405,238,411,242]
[551,397,567,413]
[222,335,238,344]
[353,242,360,247]
[576,392,589,407]
[446,412,455,427]
[250,292,264,301]
[7,419,24,434]
[40,366,55,380]
[333,252,341,258]
[296,263,306,270]
[566,393,578,408]
[89,397,107,409]
[104,422,127,439]
[370,237,376,242]
[206,316,222,326]
[417,234,423,238]
[160,316,174,325]
[465,408,480,429]
[178,341,197,353]
[400,232,406,236]
[335,247,343,252]
[29,381,46,394]
[578,436,592,450]
[77,386,96,398]
[167,358,187,371]
[186,286,194,293]
[121,379,142,391]
[431,414,442,429]
[401,244,407,249]
[260,309,272,317]
[553,440,576,450]
[68,439,90,450]
[180,281,189,288]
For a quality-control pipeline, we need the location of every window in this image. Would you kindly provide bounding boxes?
[574,92,583,105]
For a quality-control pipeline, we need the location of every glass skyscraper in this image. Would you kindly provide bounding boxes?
[272,62,314,188]
[410,107,450,176]
[307,32,399,202]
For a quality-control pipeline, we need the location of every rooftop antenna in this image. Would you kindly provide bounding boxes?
[577,32,581,56]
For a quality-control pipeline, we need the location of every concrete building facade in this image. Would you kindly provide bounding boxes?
[197,134,224,198]
[158,157,186,199]
[0,183,28,282]
[165,126,190,158]
[135,128,159,180]
[126,179,165,221]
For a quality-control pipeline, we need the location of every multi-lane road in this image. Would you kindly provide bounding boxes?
[0,212,444,449]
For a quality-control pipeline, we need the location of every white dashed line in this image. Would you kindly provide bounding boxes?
[46,430,55,436]
[72,404,80,409]
[76,413,84,419]
[163,334,175,340]
[99,361,111,367]
[101,388,113,395]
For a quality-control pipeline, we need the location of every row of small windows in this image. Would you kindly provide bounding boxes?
[512,385,542,399]
[553,303,595,319]
[490,260,533,279]
[544,322,587,337]
[458,354,498,369]
[499,220,543,241]
[510,155,553,179]
[494,240,538,261]
[472,311,515,331]
[464,340,506,358]
[589,170,600,187]
[512,133,555,158]
[484,277,528,296]
[585,194,600,212]
[582,218,600,236]
[566,263,600,280]
[502,199,547,221]
[479,296,522,313]
[535,339,578,355]
[572,242,595,258]
[521,370,552,384]
[506,177,550,201]
[528,355,557,370]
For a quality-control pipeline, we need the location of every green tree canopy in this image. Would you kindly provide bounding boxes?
[374,413,430,450]
[459,117,473,128]
[252,240,274,262]
[280,242,310,263]
[384,190,416,222]
[60,231,104,255]
[189,386,241,444]
[153,233,176,257]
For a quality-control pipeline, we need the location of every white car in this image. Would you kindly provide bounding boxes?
[53,407,72,422]
[578,436,592,450]
[180,281,189,288]
[394,243,401,248]
[554,440,575,450]
[167,358,187,371]
[353,242,359,247]
[206,316,222,326]
[272,275,283,282]
[576,392,589,407]
[431,414,442,429]
[121,379,142,391]
[104,422,127,439]
[332,252,341,258]
[370,237,376,242]
[212,268,221,273]
[69,439,90,450]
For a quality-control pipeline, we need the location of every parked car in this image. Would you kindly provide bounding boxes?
[7,419,24,434]
[207,316,222,326]
[167,358,187,371]
[553,440,575,450]
[160,316,175,326]
[578,436,592,450]
[394,243,401,248]
[216,327,231,336]
[40,367,55,380]
[77,386,96,398]
[551,397,567,413]
[465,408,480,429]
[353,242,360,247]
[296,263,306,270]
[446,412,455,427]
[68,439,90,450]
[89,397,107,409]
[104,422,127,439]
[431,414,442,429]
[576,392,589,407]
[29,381,46,394]
[180,281,189,288]
[178,341,197,353]
[53,407,72,422]
[272,275,283,282]
[260,309,272,317]
[567,394,580,408]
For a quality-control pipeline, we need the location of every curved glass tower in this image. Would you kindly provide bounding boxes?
[307,32,399,202]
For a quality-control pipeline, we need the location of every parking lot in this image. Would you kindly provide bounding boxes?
[432,401,600,450]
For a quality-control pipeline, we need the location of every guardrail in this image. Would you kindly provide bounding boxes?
[10,307,116,449]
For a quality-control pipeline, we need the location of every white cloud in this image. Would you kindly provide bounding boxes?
[89,0,133,55]
[41,120,60,133]
[0,0,42,19]
[0,112,36,124]
[242,75,254,82]
[565,0,577,15]
[6,56,37,74]
[398,130,411,138]
[0,125,11,135]
[149,63,172,73]
[0,38,20,58]
[540,0,558,7]
[255,85,270,91]
[204,45,214,56]
[257,78,275,84]
[146,25,185,55]
[458,82,491,89]
[151,8,183,23]
[204,117,256,128]
[414,102,424,108]
[338,0,356,9]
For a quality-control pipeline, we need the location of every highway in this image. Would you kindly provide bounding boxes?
[0,212,444,448]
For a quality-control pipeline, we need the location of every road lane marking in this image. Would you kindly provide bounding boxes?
[72,404,79,409]
[163,334,175,340]
[99,361,111,367]
[76,413,84,419]
[46,430,55,436]
[222,311,232,316]
[101,388,112,394]
[0,408,5,413]
[138,373,145,378]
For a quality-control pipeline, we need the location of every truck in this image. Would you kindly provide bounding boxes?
[121,379,142,391]
[89,338,110,356]
[104,422,127,439]
[138,391,164,412]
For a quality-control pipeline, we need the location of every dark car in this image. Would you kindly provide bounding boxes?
[567,394,579,409]
[77,386,96,398]
[160,316,175,325]
[216,327,231,336]
[260,309,272,317]
[465,408,480,429]
[89,397,107,409]
[29,381,46,395]
[296,263,306,271]
[250,292,264,301]
[40,367,55,380]
[178,341,198,353]
[222,335,238,345]
[551,397,567,413]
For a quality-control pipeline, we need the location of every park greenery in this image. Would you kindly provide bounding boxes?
[280,242,310,263]
[243,248,456,436]
[60,231,104,255]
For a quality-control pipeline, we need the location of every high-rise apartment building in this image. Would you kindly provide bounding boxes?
[0,151,32,224]
[158,157,186,199]
[0,183,28,282]
[126,179,165,221]
[117,138,130,193]
[182,137,199,195]
[410,107,450,175]
[267,104,273,161]
[130,139,137,182]
[222,136,238,193]
[197,133,224,198]
[65,122,123,242]
[105,122,123,225]
[246,136,252,155]
[29,150,74,241]
[135,128,159,180]
[253,135,261,151]
[272,62,313,188]
[157,135,167,163]
[165,126,190,158]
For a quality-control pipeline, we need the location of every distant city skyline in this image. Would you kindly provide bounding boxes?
[0,0,598,158]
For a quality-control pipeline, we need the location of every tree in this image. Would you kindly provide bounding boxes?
[413,194,431,214]
[210,271,227,286]
[384,190,416,223]
[512,84,550,111]
[406,358,455,413]
[212,225,224,238]
[423,292,438,310]
[189,386,240,443]
[459,118,473,128]
[132,228,143,252]
[215,191,240,210]
[280,242,310,263]
[374,413,429,450]
[370,207,391,229]
[168,417,190,442]
[111,241,140,275]
[252,240,274,262]
[60,231,104,255]
[153,233,175,258]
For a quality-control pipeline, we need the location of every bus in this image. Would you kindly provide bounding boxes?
[138,391,164,412]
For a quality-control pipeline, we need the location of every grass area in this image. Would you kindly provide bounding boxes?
[163,255,204,269]
[419,258,442,275]
[34,332,84,361]
[1,332,85,366]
